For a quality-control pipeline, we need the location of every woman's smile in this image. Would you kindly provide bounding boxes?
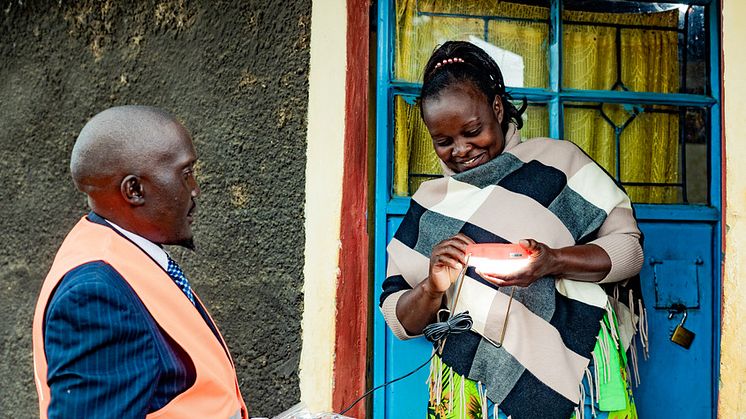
[456,152,486,170]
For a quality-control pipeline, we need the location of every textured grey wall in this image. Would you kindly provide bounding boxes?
[0,0,310,416]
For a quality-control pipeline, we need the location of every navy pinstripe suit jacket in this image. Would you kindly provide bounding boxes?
[43,213,219,418]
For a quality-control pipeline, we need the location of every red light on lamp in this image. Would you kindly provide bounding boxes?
[466,243,531,276]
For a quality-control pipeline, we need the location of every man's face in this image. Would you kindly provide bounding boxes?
[139,122,200,248]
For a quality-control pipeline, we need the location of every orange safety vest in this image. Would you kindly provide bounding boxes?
[32,216,248,419]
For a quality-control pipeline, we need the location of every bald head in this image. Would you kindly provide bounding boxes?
[71,105,184,193]
[70,106,201,247]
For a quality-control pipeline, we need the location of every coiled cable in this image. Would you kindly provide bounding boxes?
[423,310,473,345]
[338,310,473,415]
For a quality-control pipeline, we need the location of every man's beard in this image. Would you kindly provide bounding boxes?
[174,237,196,251]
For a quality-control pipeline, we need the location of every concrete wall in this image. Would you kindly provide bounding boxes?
[0,1,310,416]
[720,0,746,416]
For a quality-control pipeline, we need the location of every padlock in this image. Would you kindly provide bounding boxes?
[670,309,695,349]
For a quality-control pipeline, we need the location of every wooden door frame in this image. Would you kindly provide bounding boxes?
[332,0,371,417]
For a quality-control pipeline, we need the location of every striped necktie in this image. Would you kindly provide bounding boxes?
[166,257,196,306]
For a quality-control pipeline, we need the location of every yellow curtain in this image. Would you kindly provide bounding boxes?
[392,0,681,204]
[563,9,680,203]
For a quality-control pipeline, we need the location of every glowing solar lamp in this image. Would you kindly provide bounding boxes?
[450,243,532,348]
[466,243,531,276]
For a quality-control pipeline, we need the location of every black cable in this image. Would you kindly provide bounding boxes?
[338,351,435,416]
[422,311,473,344]
[338,311,473,416]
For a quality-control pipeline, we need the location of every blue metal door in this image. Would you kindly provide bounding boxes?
[372,1,721,418]
[634,217,720,417]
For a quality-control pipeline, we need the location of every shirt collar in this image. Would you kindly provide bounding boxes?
[103,218,170,271]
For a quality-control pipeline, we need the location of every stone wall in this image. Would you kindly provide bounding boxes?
[0,0,310,416]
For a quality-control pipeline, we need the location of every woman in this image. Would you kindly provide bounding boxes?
[380,41,646,419]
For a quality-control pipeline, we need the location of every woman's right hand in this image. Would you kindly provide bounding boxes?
[426,233,475,295]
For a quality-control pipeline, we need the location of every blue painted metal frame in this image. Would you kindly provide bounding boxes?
[549,0,562,138]
[391,81,716,107]
[707,2,722,415]
[373,0,722,417]
[372,0,393,415]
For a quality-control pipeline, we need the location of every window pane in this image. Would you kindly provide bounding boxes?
[563,102,708,204]
[392,95,550,197]
[518,101,550,140]
[562,2,708,94]
[392,95,440,197]
[394,0,550,88]
[682,5,708,95]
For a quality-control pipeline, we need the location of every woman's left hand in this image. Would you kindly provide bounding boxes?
[478,239,558,288]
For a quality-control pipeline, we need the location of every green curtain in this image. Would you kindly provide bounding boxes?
[392,0,681,203]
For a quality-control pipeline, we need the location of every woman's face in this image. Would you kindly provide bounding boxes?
[422,82,505,173]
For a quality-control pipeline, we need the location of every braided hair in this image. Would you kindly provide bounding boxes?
[420,41,527,134]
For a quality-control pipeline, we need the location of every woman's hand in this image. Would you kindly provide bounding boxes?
[479,239,557,288]
[395,233,475,335]
[426,233,475,295]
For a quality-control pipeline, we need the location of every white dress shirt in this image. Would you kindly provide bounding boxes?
[104,219,170,271]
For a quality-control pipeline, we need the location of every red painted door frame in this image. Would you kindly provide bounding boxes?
[333,0,370,417]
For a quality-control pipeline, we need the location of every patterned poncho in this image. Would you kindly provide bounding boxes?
[380,126,644,419]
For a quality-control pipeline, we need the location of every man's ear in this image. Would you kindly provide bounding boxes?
[121,175,145,206]
[493,95,505,124]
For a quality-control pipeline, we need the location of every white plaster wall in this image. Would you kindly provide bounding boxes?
[720,0,746,416]
[299,0,347,413]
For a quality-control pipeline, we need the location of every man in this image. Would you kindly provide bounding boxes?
[32,106,248,419]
